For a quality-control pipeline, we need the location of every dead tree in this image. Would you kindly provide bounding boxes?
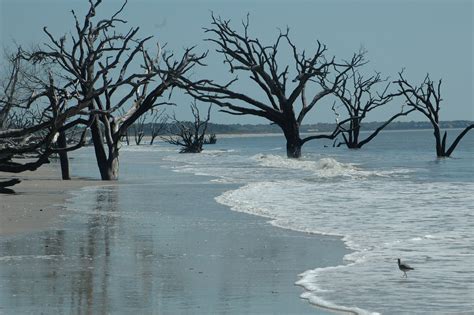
[30,0,205,180]
[0,43,119,184]
[164,102,211,153]
[132,109,167,145]
[0,37,123,188]
[149,109,167,145]
[179,14,364,158]
[133,113,147,145]
[0,178,21,194]
[123,130,130,145]
[204,133,217,144]
[0,53,64,187]
[55,129,71,179]
[0,70,91,189]
[395,72,474,157]
[0,49,24,129]
[332,68,415,148]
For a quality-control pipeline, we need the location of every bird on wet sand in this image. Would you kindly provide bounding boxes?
[398,258,414,277]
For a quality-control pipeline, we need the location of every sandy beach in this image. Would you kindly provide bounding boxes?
[0,150,349,314]
[0,160,100,236]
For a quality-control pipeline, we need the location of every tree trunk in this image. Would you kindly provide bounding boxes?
[286,140,302,158]
[57,131,70,180]
[283,123,302,158]
[93,143,119,180]
[105,147,119,180]
[94,150,119,180]
[353,122,360,146]
[433,127,446,157]
[125,131,130,146]
[346,119,360,149]
[346,142,360,149]
[90,116,113,180]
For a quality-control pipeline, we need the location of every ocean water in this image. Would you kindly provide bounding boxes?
[1,142,345,314]
[163,129,474,314]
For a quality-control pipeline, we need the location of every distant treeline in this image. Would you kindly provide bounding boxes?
[135,120,473,136]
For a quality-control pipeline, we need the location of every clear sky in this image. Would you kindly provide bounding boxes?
[1,0,472,124]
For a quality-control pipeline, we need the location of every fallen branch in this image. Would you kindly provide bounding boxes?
[0,178,21,194]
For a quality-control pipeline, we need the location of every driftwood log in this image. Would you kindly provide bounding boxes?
[0,178,21,194]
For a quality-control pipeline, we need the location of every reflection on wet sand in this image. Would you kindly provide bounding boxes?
[1,169,344,315]
[0,186,120,314]
[71,186,118,315]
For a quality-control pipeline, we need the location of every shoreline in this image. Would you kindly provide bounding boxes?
[173,158,359,315]
[0,161,100,236]
[153,165,353,314]
[0,150,351,314]
[216,187,364,315]
[2,131,471,314]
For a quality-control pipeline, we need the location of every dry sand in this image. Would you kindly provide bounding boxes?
[0,161,99,236]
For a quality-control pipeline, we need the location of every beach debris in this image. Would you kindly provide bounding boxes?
[0,178,21,194]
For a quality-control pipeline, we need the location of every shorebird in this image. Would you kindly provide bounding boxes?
[398,258,414,277]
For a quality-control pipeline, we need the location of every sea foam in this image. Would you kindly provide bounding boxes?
[162,141,474,314]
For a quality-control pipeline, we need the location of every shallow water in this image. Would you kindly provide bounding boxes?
[164,129,474,314]
[0,145,346,314]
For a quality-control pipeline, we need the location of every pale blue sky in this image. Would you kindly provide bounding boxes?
[1,0,472,124]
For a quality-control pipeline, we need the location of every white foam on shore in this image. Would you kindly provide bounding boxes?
[163,148,474,314]
[252,154,412,179]
[297,267,380,315]
[215,178,474,314]
[165,152,412,185]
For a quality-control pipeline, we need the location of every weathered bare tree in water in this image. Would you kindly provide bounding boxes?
[395,72,474,157]
[0,49,24,130]
[133,113,147,145]
[164,102,211,153]
[332,68,415,148]
[133,109,167,145]
[205,133,217,144]
[0,59,91,189]
[179,15,364,158]
[149,109,167,145]
[30,0,205,180]
[1,50,64,188]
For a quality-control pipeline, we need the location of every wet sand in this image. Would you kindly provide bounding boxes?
[0,161,99,235]
[0,153,349,314]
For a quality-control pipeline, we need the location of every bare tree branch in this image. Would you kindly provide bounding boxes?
[164,101,212,153]
[394,71,473,157]
[178,14,364,158]
[331,66,414,148]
